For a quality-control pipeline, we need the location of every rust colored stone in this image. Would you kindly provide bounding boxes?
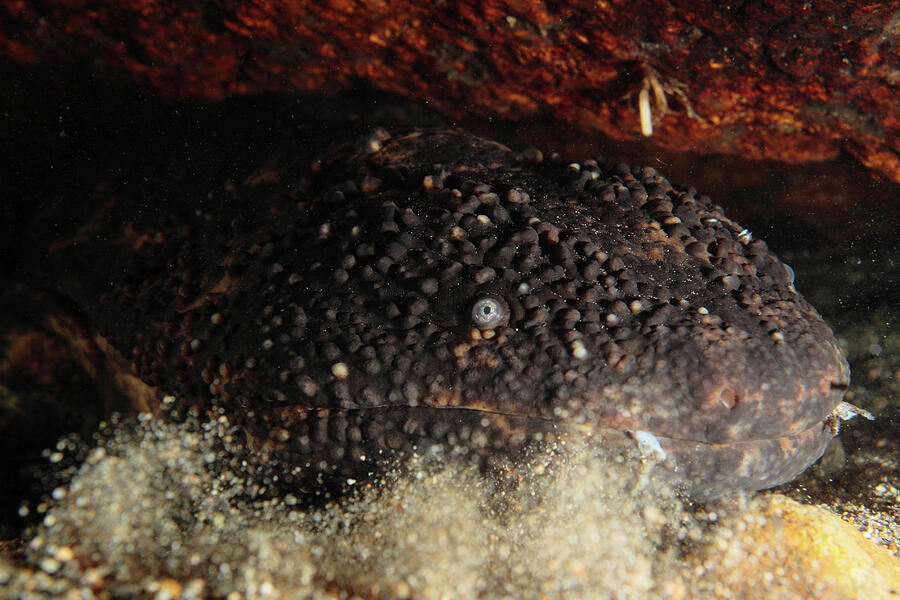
[2,1,900,183]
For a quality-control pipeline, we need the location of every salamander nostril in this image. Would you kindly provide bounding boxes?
[719,387,740,410]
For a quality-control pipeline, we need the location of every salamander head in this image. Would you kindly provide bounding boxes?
[83,129,851,499]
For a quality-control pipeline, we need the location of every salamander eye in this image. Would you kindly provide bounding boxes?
[471,296,509,329]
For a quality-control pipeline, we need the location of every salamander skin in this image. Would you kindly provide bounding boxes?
[42,128,850,499]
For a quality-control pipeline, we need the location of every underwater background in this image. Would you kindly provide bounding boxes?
[0,2,898,597]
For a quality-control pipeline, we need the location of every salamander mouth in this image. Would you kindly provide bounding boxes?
[265,400,854,500]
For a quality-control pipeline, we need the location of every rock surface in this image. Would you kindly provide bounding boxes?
[3,1,900,183]
[692,494,900,599]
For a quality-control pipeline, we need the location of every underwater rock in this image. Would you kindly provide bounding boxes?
[3,1,900,183]
[692,494,900,599]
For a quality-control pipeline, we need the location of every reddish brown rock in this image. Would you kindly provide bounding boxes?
[2,1,900,183]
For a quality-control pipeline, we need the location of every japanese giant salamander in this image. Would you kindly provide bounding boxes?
[39,128,856,499]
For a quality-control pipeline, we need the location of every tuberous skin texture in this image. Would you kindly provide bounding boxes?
[43,128,850,499]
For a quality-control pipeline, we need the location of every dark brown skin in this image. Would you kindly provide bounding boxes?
[39,128,849,499]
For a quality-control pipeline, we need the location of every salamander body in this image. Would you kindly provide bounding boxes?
[42,128,851,499]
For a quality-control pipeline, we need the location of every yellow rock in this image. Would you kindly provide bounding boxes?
[692,494,900,599]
